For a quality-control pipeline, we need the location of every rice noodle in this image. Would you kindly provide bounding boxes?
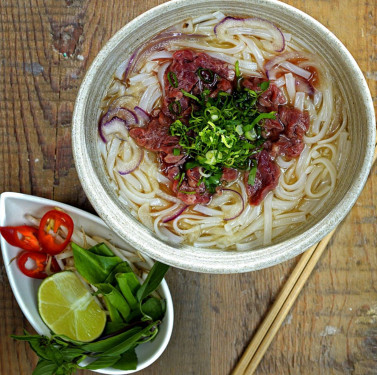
[98,12,350,250]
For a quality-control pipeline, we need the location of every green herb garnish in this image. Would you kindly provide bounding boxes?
[168,100,182,115]
[170,79,275,192]
[167,71,178,88]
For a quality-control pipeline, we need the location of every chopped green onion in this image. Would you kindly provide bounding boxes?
[168,100,182,115]
[167,71,178,88]
[235,61,241,78]
[181,89,200,102]
[196,68,215,84]
[177,172,185,188]
[173,148,181,156]
[168,78,273,193]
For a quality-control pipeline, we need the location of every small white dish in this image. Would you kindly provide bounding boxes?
[0,192,174,374]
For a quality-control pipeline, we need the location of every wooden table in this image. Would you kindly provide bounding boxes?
[1,0,376,374]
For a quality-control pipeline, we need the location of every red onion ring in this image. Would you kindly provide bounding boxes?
[123,33,207,81]
[99,117,128,143]
[295,76,315,96]
[214,16,285,52]
[118,149,144,175]
[99,107,138,143]
[222,189,245,221]
[134,106,151,124]
[162,205,188,223]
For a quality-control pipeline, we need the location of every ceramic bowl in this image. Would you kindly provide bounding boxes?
[72,0,375,273]
[0,192,174,374]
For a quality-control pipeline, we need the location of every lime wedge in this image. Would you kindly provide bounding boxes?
[38,271,106,342]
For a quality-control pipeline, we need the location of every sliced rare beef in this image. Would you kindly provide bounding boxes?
[242,77,286,112]
[172,177,211,205]
[221,167,238,182]
[162,49,235,118]
[244,150,281,205]
[129,112,179,155]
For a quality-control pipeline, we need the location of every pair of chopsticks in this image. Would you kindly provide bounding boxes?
[232,144,377,375]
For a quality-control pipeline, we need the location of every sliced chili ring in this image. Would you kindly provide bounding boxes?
[0,226,40,251]
[17,251,60,279]
[38,210,74,255]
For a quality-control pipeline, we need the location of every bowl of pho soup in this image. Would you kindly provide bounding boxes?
[72,0,375,273]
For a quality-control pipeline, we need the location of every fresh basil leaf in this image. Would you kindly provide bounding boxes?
[140,297,166,321]
[60,348,86,362]
[112,349,138,370]
[32,359,58,375]
[79,326,142,353]
[102,321,128,336]
[83,355,121,370]
[116,273,140,309]
[72,243,122,284]
[104,262,134,284]
[95,283,131,321]
[136,262,169,302]
[56,363,80,375]
[88,242,115,256]
[29,340,63,363]
[102,322,158,357]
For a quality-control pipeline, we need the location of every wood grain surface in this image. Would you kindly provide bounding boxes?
[0,0,376,374]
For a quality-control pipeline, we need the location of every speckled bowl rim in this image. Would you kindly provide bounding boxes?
[72,0,376,274]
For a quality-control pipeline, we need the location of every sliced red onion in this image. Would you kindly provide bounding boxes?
[222,188,245,221]
[295,76,314,96]
[99,108,138,143]
[134,106,151,125]
[162,205,188,223]
[124,33,207,81]
[101,107,138,126]
[99,117,129,143]
[214,16,285,52]
[118,149,144,175]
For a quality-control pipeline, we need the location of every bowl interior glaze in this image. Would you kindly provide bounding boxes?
[72,0,375,273]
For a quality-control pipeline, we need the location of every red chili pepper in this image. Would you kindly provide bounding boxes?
[0,226,40,252]
[17,251,60,279]
[38,210,74,255]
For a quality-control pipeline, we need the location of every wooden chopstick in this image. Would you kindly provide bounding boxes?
[232,144,377,375]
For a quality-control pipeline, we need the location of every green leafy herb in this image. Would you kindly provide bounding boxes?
[167,71,178,88]
[173,148,181,156]
[136,262,170,302]
[169,81,275,193]
[71,242,122,284]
